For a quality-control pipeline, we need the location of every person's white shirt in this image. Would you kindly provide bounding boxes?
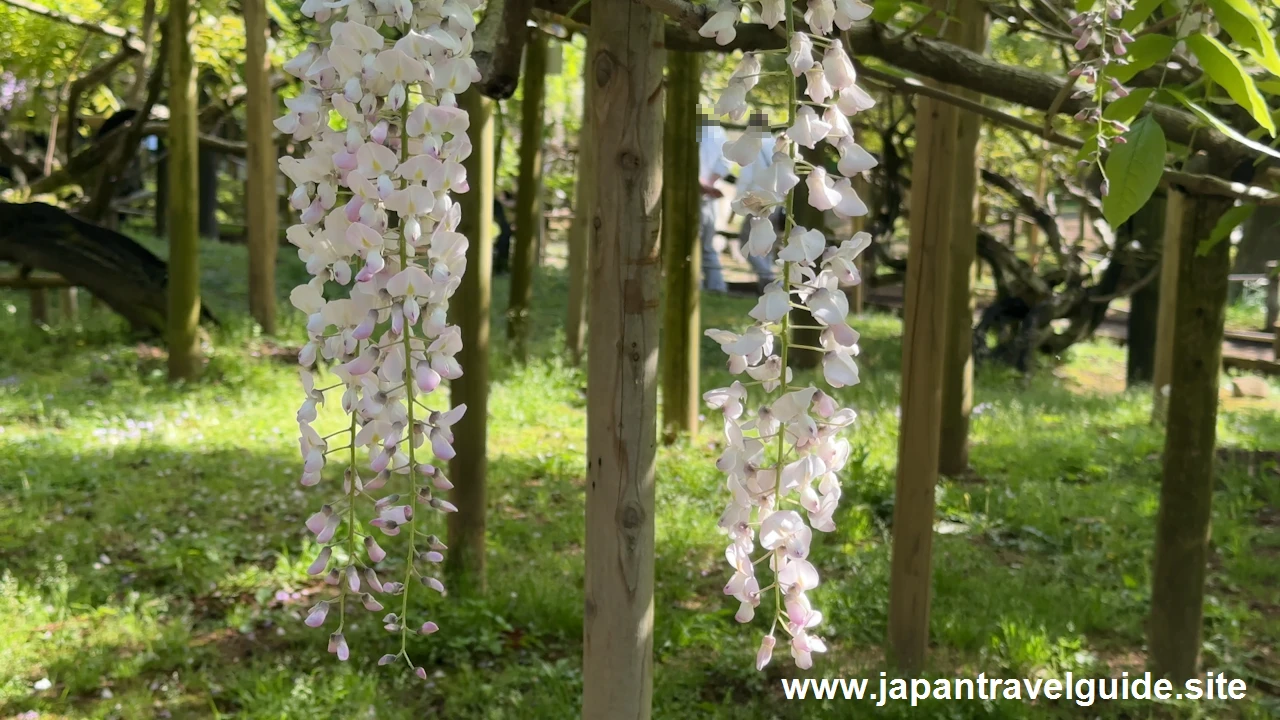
[736,133,776,190]
[698,124,730,186]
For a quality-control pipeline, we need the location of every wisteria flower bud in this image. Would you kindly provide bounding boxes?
[305,601,330,627]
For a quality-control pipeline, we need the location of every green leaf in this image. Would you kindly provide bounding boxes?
[1163,87,1280,160]
[1102,116,1167,227]
[1184,33,1276,136]
[871,0,902,22]
[1110,34,1176,83]
[1075,0,1098,10]
[1120,0,1164,31]
[1103,88,1154,123]
[1204,0,1280,77]
[1197,204,1255,255]
[266,0,298,34]
[1260,80,1280,96]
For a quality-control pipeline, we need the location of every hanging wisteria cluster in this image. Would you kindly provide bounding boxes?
[1068,0,1136,193]
[699,0,876,670]
[280,0,481,678]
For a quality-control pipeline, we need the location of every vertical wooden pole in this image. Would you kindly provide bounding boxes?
[565,41,595,366]
[888,0,959,671]
[244,0,278,334]
[29,287,48,326]
[506,30,548,361]
[1148,180,1233,682]
[1151,190,1185,422]
[1124,193,1166,387]
[660,50,700,441]
[582,0,663,715]
[166,0,201,381]
[60,287,78,324]
[938,0,988,476]
[447,89,494,596]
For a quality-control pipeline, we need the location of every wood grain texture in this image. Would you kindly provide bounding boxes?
[888,0,959,666]
[1149,179,1233,682]
[582,0,663,716]
[938,0,989,476]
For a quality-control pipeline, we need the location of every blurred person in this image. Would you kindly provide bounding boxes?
[698,117,730,292]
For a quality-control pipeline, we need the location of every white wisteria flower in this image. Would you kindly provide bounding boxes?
[282,0,480,678]
[704,0,875,670]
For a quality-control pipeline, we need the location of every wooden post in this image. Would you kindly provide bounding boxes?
[1148,178,1233,682]
[244,0,278,334]
[60,287,78,324]
[660,50,700,441]
[565,41,594,366]
[29,287,48,326]
[888,0,959,670]
[166,0,202,381]
[506,30,548,362]
[1151,190,1185,422]
[1124,193,1166,387]
[446,89,494,596]
[582,0,663,715]
[938,0,988,477]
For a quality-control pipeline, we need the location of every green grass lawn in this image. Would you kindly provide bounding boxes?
[0,236,1277,719]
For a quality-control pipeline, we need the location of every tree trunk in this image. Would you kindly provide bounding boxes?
[659,50,700,441]
[565,41,594,366]
[244,0,278,334]
[167,0,201,381]
[938,0,988,476]
[0,202,215,333]
[447,89,494,596]
[582,0,663,716]
[888,6,959,669]
[1151,191,1184,423]
[506,30,548,361]
[1124,193,1166,387]
[198,143,219,239]
[1148,177,1233,682]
